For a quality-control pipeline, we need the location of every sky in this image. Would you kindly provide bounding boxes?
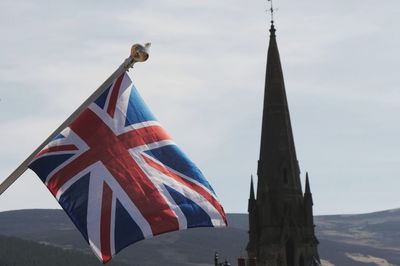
[0,0,400,215]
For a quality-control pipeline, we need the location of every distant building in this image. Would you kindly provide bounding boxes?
[246,22,320,266]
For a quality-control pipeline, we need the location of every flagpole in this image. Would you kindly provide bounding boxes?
[0,43,151,196]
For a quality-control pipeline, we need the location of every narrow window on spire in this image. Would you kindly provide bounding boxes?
[283,168,288,184]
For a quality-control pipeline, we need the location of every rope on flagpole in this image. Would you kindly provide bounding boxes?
[0,43,151,196]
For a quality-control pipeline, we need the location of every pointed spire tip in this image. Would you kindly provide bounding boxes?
[249,175,255,200]
[305,172,311,194]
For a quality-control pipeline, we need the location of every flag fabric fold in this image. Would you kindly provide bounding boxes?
[28,72,227,263]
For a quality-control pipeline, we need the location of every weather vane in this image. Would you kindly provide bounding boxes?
[267,0,277,24]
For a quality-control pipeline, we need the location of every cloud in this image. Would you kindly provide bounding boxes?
[1,0,400,214]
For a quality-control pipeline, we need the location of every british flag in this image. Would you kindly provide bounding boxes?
[28,72,227,263]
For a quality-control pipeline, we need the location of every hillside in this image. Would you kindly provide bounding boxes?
[0,209,247,266]
[315,210,400,265]
[1,209,400,265]
[0,234,128,266]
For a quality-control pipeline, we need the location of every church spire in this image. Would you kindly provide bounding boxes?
[248,10,320,265]
[257,21,301,195]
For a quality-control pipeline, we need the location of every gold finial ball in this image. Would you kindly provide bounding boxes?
[130,43,151,62]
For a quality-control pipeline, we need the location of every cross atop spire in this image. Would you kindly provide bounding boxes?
[267,0,277,25]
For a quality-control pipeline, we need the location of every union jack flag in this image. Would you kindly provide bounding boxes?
[28,72,227,263]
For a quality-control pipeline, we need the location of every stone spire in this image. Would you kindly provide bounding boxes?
[257,22,301,200]
[248,20,320,266]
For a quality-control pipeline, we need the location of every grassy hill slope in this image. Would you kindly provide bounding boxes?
[0,234,127,266]
[2,209,400,265]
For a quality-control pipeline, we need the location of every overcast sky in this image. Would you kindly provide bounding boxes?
[0,0,400,215]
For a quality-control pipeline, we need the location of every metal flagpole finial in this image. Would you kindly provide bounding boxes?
[130,43,151,64]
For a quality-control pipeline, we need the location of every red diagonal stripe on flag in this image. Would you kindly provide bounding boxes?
[100,181,113,263]
[47,108,179,235]
[118,125,171,148]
